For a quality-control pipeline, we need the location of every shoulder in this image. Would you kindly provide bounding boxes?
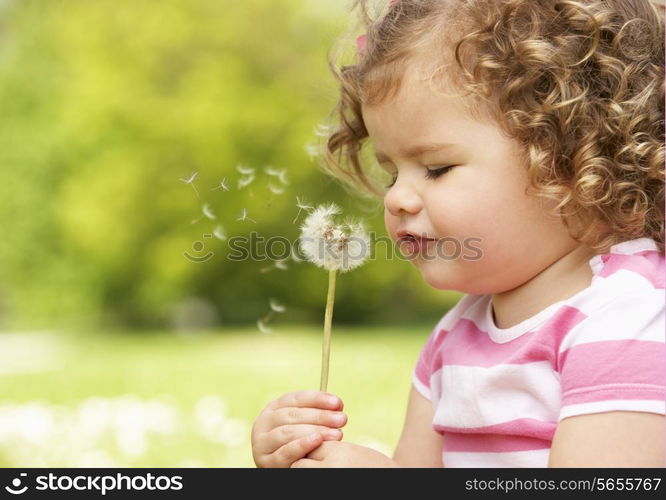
[412,293,487,398]
[558,237,664,350]
[589,237,664,291]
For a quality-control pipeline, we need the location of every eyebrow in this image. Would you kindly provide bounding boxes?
[374,142,458,163]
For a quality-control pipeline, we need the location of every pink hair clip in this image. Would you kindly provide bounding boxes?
[356,33,368,53]
[356,0,400,55]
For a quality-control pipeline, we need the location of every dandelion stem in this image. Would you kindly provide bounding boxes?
[320,269,337,392]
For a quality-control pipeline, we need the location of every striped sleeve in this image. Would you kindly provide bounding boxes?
[556,290,666,421]
[412,323,447,401]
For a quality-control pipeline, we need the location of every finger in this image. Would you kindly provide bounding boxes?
[269,433,324,468]
[291,458,322,468]
[271,407,347,429]
[258,425,341,455]
[269,391,343,411]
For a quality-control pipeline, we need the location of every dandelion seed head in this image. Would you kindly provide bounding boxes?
[299,203,370,272]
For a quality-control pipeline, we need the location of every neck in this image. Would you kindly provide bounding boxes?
[491,244,598,329]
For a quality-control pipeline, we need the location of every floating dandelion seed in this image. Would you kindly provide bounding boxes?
[256,299,286,333]
[314,123,330,136]
[237,175,255,190]
[236,165,255,176]
[260,259,289,273]
[270,299,286,313]
[292,196,313,224]
[236,208,257,223]
[213,225,227,241]
[179,172,200,199]
[192,203,216,224]
[304,143,319,160]
[257,319,272,334]
[211,178,230,192]
[265,166,289,185]
[203,204,216,220]
[268,184,284,195]
[300,203,371,391]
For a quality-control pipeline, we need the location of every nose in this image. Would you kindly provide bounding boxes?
[384,174,423,217]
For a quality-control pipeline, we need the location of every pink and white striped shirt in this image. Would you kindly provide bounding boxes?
[413,237,665,467]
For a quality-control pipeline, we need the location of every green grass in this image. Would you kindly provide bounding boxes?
[0,325,430,467]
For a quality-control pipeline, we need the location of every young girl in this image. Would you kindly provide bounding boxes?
[251,0,665,467]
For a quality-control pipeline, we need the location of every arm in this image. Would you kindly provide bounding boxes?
[292,385,443,468]
[392,385,444,468]
[548,411,665,467]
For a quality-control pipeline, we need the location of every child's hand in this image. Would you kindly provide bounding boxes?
[251,390,347,468]
[291,441,399,468]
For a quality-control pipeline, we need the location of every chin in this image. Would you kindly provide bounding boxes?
[418,266,460,291]
[418,264,490,294]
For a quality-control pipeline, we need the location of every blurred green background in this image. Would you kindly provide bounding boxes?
[0,0,460,466]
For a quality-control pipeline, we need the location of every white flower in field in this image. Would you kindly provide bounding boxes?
[213,225,227,241]
[211,178,230,192]
[179,171,200,198]
[236,208,257,223]
[268,184,284,195]
[236,165,255,176]
[237,174,255,190]
[269,299,286,313]
[299,203,371,273]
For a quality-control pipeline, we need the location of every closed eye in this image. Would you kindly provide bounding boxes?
[386,165,457,189]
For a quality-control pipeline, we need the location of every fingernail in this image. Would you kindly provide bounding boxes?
[332,413,346,424]
[327,396,339,406]
[326,429,341,439]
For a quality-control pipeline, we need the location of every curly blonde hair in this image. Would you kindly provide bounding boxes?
[323,0,665,254]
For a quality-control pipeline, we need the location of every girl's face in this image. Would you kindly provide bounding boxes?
[362,65,581,294]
